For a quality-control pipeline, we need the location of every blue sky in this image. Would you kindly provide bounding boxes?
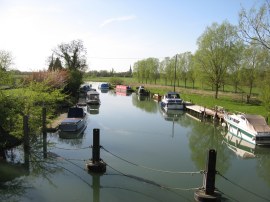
[0,0,260,72]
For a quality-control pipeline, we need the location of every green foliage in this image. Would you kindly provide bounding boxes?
[109,77,124,86]
[195,21,239,99]
[1,81,66,138]
[64,70,83,97]
[48,56,63,71]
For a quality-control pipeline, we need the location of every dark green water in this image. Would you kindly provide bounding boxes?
[1,82,270,202]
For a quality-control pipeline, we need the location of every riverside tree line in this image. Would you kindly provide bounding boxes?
[133,3,270,104]
[1,1,270,141]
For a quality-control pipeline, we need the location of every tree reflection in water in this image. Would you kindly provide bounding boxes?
[0,139,63,201]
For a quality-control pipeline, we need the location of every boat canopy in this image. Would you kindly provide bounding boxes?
[244,114,270,133]
[67,107,84,118]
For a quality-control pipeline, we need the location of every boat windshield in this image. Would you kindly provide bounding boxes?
[167,94,180,99]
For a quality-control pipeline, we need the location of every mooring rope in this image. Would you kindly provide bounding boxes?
[52,145,91,150]
[217,172,270,202]
[106,163,201,193]
[101,146,203,175]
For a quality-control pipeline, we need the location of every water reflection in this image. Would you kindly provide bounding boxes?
[186,116,229,174]
[87,104,100,115]
[222,132,256,158]
[100,89,109,93]
[115,91,132,96]
[0,142,62,202]
[56,131,86,147]
[159,108,184,122]
[131,93,158,113]
[222,132,270,187]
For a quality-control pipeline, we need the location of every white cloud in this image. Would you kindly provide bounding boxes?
[99,15,136,28]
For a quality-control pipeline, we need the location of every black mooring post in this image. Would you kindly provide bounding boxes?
[23,115,29,151]
[92,128,100,163]
[205,149,217,195]
[87,128,106,173]
[23,115,30,173]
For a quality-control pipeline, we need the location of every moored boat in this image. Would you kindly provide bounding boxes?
[59,106,87,139]
[115,85,133,96]
[98,82,109,89]
[160,92,184,110]
[86,90,100,105]
[79,83,92,96]
[152,93,162,102]
[115,85,132,92]
[137,86,150,96]
[224,113,270,145]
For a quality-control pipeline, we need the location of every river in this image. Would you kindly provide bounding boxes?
[1,82,270,202]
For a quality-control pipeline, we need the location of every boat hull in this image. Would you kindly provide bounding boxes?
[225,116,270,146]
[160,101,184,110]
[59,118,86,139]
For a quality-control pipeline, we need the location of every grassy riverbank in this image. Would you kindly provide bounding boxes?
[84,76,268,118]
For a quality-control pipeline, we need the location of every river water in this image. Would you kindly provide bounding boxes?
[1,82,270,202]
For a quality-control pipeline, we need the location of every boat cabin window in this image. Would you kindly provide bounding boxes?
[240,116,245,120]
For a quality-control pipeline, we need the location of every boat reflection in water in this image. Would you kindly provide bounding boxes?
[87,104,100,115]
[222,132,270,158]
[160,108,184,138]
[160,108,184,122]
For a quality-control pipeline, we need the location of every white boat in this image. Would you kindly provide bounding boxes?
[59,106,87,139]
[224,113,270,145]
[160,92,184,110]
[86,90,100,105]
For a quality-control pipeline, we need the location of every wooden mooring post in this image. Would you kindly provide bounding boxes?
[42,107,47,158]
[23,115,30,172]
[86,128,106,173]
[194,149,221,202]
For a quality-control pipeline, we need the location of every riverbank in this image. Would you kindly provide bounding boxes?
[84,78,268,118]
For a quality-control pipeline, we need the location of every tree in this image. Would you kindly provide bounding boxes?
[178,52,192,88]
[53,39,88,71]
[146,58,159,84]
[187,55,197,89]
[159,57,170,85]
[241,43,264,101]
[239,0,270,50]
[0,50,13,71]
[195,21,238,99]
[48,55,63,71]
[227,41,245,93]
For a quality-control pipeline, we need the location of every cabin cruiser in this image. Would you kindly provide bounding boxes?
[224,113,270,145]
[160,92,184,110]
